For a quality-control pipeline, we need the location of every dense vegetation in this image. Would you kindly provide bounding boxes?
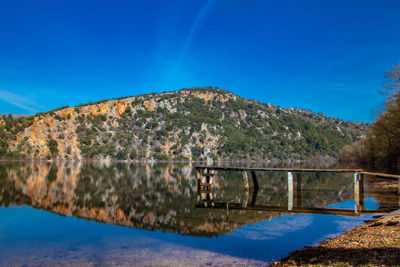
[0,87,366,161]
[339,64,400,172]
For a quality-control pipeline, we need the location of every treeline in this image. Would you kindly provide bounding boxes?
[339,63,400,172]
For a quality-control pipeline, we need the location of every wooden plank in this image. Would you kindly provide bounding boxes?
[195,202,394,216]
[372,209,400,226]
[195,166,363,173]
[398,179,400,196]
[199,198,214,202]
[199,183,212,192]
[201,173,215,177]
[360,171,400,180]
[196,166,400,179]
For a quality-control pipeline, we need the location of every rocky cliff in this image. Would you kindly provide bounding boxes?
[0,87,366,161]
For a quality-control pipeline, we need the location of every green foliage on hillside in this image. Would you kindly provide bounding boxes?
[0,87,366,161]
[0,114,36,158]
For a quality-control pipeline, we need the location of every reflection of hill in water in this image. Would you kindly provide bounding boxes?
[0,162,393,236]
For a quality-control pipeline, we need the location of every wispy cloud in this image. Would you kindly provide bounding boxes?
[0,89,44,113]
[172,0,215,75]
[232,214,312,240]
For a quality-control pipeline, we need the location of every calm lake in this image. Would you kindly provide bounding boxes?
[0,161,398,266]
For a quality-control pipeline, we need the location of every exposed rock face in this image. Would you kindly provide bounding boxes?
[1,87,366,161]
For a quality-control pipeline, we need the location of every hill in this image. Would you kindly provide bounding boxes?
[0,87,366,161]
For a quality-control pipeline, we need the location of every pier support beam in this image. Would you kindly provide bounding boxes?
[243,172,250,191]
[250,188,259,206]
[296,173,302,208]
[288,172,293,211]
[354,172,362,214]
[359,173,365,211]
[250,171,259,190]
[196,168,214,207]
[200,191,214,207]
[196,168,202,204]
[207,169,214,188]
[242,189,249,208]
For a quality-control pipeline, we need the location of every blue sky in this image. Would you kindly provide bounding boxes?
[1,0,399,122]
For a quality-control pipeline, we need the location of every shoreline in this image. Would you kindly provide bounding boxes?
[0,157,338,165]
[271,210,400,266]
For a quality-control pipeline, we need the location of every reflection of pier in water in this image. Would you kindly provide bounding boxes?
[196,166,400,216]
[1,162,399,237]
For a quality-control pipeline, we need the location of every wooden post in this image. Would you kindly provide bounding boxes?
[197,168,215,207]
[200,192,205,207]
[196,168,201,189]
[288,172,293,211]
[209,169,214,207]
[250,188,258,206]
[250,171,259,190]
[243,171,250,191]
[208,191,215,207]
[354,172,360,214]
[197,190,201,204]
[201,168,207,185]
[359,173,365,211]
[242,189,249,208]
[296,173,302,208]
[200,192,214,208]
[196,168,201,204]
[207,169,214,188]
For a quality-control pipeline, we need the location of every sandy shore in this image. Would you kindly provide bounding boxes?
[271,213,400,266]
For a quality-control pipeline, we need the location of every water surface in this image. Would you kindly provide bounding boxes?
[0,161,398,266]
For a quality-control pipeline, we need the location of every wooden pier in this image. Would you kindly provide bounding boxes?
[195,166,400,215]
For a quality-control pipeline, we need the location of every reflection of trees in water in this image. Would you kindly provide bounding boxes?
[212,171,355,208]
[211,159,339,169]
[363,176,400,208]
[0,162,396,236]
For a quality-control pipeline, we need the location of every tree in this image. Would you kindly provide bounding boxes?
[339,63,400,171]
[382,63,400,102]
[48,138,59,155]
